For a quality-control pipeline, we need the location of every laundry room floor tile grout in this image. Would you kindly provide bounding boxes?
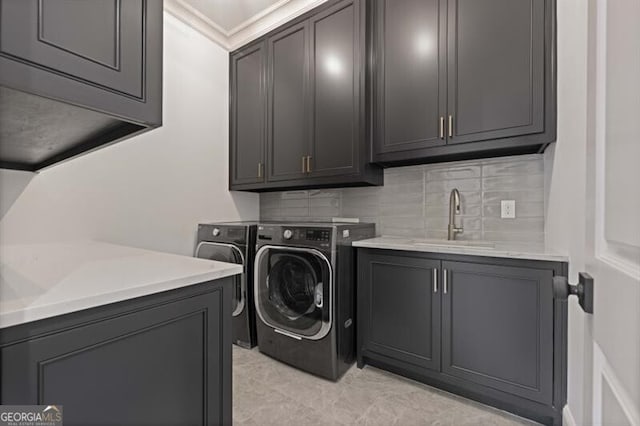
[232,346,541,426]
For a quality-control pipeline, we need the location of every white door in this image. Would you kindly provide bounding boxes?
[585,0,640,424]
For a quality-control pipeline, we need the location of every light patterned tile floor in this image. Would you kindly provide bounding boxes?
[232,346,541,426]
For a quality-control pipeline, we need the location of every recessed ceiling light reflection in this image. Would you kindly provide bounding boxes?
[325,55,343,75]
[415,34,433,57]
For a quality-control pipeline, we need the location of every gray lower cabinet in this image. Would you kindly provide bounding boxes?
[0,0,163,171]
[229,0,382,192]
[372,0,556,165]
[359,253,441,371]
[0,279,232,426]
[441,261,554,405]
[357,249,568,426]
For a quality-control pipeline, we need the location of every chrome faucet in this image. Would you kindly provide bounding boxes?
[448,188,464,240]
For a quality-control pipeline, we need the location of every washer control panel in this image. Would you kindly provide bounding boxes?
[197,224,250,245]
[305,229,331,242]
[258,225,333,248]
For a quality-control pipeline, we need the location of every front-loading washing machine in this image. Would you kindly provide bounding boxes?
[253,222,375,380]
[196,221,258,348]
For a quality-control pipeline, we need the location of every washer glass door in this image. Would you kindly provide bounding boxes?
[255,246,332,340]
[195,242,245,316]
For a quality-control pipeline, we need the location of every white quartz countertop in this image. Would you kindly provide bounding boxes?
[0,241,243,329]
[353,236,569,263]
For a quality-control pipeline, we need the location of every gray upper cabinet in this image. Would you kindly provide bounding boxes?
[230,42,266,186]
[447,0,545,145]
[441,260,554,405]
[1,0,144,99]
[0,0,163,171]
[267,22,311,183]
[372,0,556,166]
[309,0,360,178]
[229,0,382,192]
[373,0,447,155]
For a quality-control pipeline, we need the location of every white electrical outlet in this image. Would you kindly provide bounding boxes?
[501,200,516,218]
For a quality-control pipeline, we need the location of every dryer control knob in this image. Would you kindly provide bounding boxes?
[283,229,293,240]
[212,228,221,237]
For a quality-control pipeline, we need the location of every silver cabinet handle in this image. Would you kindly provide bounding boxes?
[433,268,438,293]
[439,117,445,139]
[443,269,448,294]
[257,162,263,178]
[448,115,453,138]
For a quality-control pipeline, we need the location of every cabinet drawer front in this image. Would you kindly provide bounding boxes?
[359,252,441,371]
[0,0,145,99]
[441,261,554,404]
[447,0,546,144]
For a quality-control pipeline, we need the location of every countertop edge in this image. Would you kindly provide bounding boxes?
[352,239,569,263]
[0,264,243,330]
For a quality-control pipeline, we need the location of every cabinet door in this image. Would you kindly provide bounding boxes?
[0,0,144,99]
[441,261,553,404]
[446,0,545,144]
[0,286,231,425]
[359,251,441,371]
[308,0,360,177]
[230,42,266,186]
[373,0,447,155]
[267,22,310,182]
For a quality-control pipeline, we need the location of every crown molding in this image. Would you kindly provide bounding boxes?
[226,0,293,36]
[164,0,329,51]
[164,0,231,49]
[228,0,328,50]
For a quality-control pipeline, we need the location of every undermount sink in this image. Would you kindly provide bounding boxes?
[410,239,495,249]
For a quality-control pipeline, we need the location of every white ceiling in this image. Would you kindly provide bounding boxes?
[181,0,285,33]
[165,0,327,50]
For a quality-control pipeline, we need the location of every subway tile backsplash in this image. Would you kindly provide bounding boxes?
[259,154,545,244]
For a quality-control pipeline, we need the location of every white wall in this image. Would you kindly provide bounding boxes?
[544,0,591,424]
[0,13,259,256]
